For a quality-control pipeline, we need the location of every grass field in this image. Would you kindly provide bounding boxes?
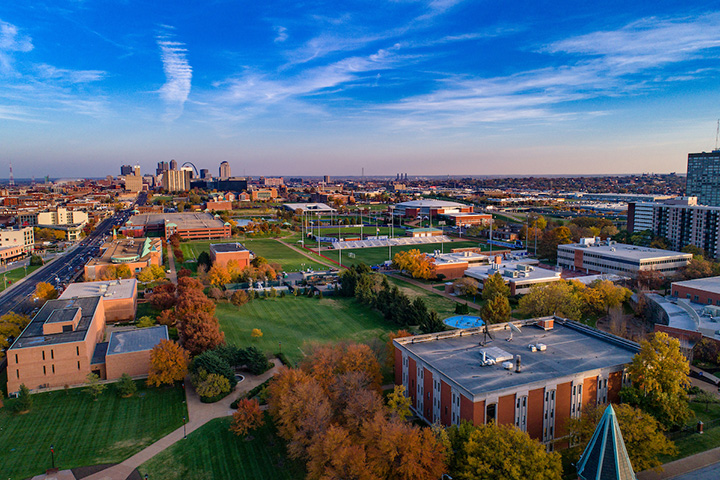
[217,295,393,364]
[140,415,305,480]
[0,381,187,479]
[179,238,327,272]
[0,264,42,292]
[342,240,483,266]
[386,276,477,318]
[661,401,720,461]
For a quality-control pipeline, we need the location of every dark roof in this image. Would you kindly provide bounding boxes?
[91,342,108,365]
[107,325,168,355]
[210,242,247,253]
[9,296,102,349]
[46,307,80,324]
[577,405,637,480]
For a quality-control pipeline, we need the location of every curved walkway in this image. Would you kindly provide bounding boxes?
[34,360,281,480]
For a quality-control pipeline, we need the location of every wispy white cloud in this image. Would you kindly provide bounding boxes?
[35,64,106,83]
[0,19,33,74]
[156,28,192,120]
[274,26,288,43]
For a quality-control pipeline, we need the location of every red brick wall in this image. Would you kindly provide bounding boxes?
[608,371,622,403]
[106,350,151,379]
[435,262,469,280]
[527,388,545,440]
[574,249,584,269]
[555,382,572,438]
[408,357,417,407]
[440,380,451,426]
[583,376,597,411]
[394,347,402,386]
[460,394,474,423]
[671,284,720,305]
[497,393,516,426]
[473,400,485,425]
[423,367,433,420]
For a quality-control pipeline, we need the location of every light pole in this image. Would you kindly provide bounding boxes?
[183,416,187,439]
[50,445,55,470]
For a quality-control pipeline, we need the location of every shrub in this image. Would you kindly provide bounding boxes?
[84,373,106,400]
[191,350,237,389]
[117,373,137,398]
[136,316,156,328]
[16,384,33,413]
[196,372,231,402]
[251,328,263,339]
[238,345,272,375]
[29,255,44,266]
[276,352,292,367]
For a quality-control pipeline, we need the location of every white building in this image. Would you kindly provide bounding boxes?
[557,238,691,276]
[0,226,34,253]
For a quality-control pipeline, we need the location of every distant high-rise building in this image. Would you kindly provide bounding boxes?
[156,161,169,176]
[200,168,210,179]
[170,159,178,171]
[120,165,133,176]
[133,165,141,177]
[162,169,191,192]
[219,161,231,179]
[687,151,720,206]
[323,175,330,184]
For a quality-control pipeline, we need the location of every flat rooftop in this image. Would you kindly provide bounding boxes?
[107,325,168,355]
[210,242,248,253]
[46,307,80,324]
[560,241,691,262]
[396,319,637,399]
[60,278,137,300]
[673,276,720,295]
[86,238,160,266]
[396,199,468,208]
[126,212,227,229]
[283,202,336,213]
[10,296,102,349]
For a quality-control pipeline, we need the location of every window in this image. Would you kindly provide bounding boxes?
[76,346,80,356]
[16,370,19,378]
[42,351,45,361]
[43,366,46,375]
[51,349,54,360]
[52,365,55,374]
[77,361,81,370]
[15,354,18,363]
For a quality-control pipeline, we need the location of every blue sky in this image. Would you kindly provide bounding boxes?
[2,1,720,178]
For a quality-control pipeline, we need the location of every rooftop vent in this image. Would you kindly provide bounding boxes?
[536,343,547,351]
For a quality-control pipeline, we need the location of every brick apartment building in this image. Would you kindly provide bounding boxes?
[393,318,637,449]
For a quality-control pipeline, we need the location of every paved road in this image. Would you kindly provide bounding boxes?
[672,462,720,480]
[0,192,146,316]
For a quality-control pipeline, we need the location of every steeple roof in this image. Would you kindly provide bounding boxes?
[577,405,636,480]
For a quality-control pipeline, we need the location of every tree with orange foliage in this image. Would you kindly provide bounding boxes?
[208,264,231,286]
[306,425,377,480]
[229,398,265,437]
[362,412,447,480]
[178,311,225,356]
[34,282,58,302]
[267,367,332,459]
[148,283,177,311]
[340,343,382,390]
[301,343,382,392]
[392,249,436,280]
[147,339,190,386]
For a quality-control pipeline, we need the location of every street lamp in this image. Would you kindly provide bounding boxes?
[183,416,187,439]
[50,444,55,470]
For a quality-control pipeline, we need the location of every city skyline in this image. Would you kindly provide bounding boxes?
[2,2,720,177]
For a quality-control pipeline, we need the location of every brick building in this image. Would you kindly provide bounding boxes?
[5,294,168,394]
[84,238,162,281]
[393,318,637,449]
[60,279,138,323]
[671,276,720,306]
[209,242,253,268]
[121,213,231,240]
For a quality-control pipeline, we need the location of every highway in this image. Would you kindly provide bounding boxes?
[0,192,145,317]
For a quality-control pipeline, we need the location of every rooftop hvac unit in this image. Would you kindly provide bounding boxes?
[536,343,547,351]
[528,344,537,352]
[502,361,514,370]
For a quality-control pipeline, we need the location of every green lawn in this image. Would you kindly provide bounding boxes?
[660,400,720,460]
[0,264,42,292]
[140,415,305,480]
[342,240,483,267]
[179,238,327,272]
[386,276,477,318]
[217,296,393,364]
[0,381,187,479]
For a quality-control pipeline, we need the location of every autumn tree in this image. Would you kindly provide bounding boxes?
[251,328,263,339]
[306,424,375,480]
[393,249,437,280]
[85,372,106,400]
[230,290,250,306]
[567,403,677,472]
[208,264,231,286]
[34,282,58,302]
[622,331,692,427]
[481,293,511,324]
[449,421,561,480]
[519,280,586,320]
[148,283,177,311]
[147,339,190,386]
[230,398,265,437]
[481,272,510,300]
[539,226,572,262]
[387,385,412,420]
[0,312,31,357]
[179,311,226,356]
[453,277,479,297]
[678,256,719,280]
[115,264,132,279]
